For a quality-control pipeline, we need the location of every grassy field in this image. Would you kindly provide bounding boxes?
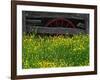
[22,33,89,69]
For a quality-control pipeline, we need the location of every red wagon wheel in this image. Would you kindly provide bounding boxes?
[45,18,75,28]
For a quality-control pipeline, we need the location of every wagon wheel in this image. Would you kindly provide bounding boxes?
[45,18,75,28]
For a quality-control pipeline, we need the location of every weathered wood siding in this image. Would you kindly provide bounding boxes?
[22,11,89,34]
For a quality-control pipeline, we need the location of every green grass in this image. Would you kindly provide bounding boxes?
[22,33,89,69]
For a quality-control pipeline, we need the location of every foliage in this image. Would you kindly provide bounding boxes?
[22,33,89,69]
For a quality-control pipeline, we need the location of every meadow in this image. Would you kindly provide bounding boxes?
[22,33,89,69]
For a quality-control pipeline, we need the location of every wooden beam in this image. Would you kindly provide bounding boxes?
[28,27,86,34]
